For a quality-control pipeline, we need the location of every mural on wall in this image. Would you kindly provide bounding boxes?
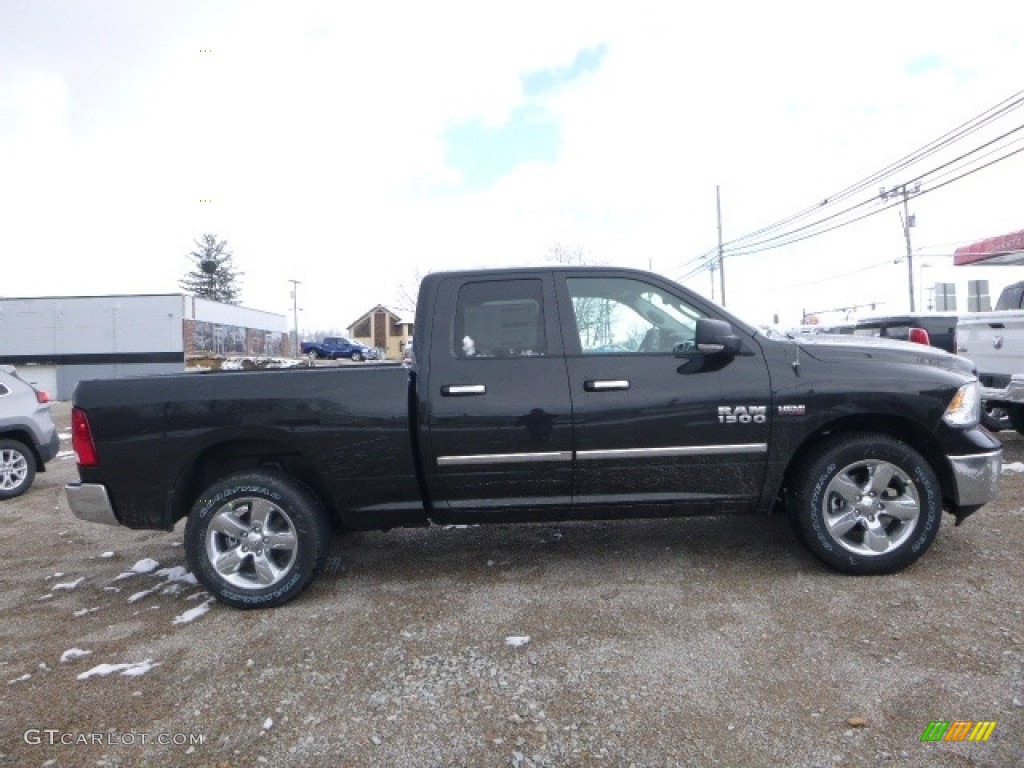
[184,319,289,357]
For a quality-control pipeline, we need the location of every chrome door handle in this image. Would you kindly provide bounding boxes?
[584,379,630,392]
[441,384,487,396]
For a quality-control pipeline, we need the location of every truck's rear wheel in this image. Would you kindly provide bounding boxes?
[184,471,330,609]
[790,434,942,575]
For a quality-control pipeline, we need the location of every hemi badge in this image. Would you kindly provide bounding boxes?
[777,404,805,416]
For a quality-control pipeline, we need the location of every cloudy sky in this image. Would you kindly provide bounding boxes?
[3,1,1023,332]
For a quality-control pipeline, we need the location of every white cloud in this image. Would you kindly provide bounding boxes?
[2,1,1023,331]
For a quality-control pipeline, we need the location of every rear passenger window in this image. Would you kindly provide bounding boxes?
[454,279,546,358]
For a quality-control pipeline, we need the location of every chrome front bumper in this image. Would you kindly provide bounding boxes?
[65,483,119,526]
[948,450,1003,508]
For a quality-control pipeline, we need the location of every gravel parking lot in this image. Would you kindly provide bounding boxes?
[1,402,1021,767]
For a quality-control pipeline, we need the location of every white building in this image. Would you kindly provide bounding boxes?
[0,294,287,400]
[918,260,1023,313]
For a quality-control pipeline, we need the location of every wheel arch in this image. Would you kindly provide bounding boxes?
[167,438,339,528]
[775,414,956,513]
[0,430,43,470]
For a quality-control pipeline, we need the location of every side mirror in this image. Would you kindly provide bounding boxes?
[691,318,742,357]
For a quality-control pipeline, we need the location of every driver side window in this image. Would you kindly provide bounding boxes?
[566,276,705,355]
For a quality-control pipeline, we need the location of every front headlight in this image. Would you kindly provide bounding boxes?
[942,380,981,428]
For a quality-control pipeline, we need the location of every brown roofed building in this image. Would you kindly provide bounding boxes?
[348,305,413,361]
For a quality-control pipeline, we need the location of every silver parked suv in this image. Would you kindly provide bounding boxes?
[0,365,60,499]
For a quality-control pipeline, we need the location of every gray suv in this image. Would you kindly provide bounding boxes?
[0,365,60,499]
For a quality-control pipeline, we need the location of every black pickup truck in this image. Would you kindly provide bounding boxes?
[66,266,1003,608]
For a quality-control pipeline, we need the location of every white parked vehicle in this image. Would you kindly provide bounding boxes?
[0,366,60,499]
[957,309,1024,433]
[955,282,1024,433]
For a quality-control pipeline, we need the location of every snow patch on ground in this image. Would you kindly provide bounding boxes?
[77,659,160,680]
[156,565,198,585]
[216,356,310,371]
[173,599,214,625]
[60,648,92,663]
[113,558,161,580]
[51,577,84,591]
[128,588,158,603]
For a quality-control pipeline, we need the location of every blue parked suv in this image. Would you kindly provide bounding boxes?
[0,366,60,500]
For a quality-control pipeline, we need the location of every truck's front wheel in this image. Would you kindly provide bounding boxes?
[184,471,331,609]
[790,434,942,575]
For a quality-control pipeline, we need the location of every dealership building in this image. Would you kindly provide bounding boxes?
[0,294,289,400]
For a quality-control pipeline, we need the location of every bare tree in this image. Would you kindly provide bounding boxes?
[395,268,430,316]
[547,244,615,346]
[545,243,593,266]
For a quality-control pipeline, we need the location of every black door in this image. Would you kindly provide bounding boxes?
[558,272,771,516]
[423,274,574,522]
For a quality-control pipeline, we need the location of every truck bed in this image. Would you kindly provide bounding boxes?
[73,365,424,530]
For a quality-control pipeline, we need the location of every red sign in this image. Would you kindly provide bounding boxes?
[954,228,1024,265]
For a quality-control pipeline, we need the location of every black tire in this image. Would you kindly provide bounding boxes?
[350,351,363,362]
[790,434,942,575]
[981,403,1011,432]
[0,439,36,500]
[184,471,331,609]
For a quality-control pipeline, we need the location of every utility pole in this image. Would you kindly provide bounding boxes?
[288,279,301,357]
[716,185,726,306]
[879,182,921,311]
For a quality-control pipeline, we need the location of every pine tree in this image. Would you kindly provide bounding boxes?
[179,233,243,304]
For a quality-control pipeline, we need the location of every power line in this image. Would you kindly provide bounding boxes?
[676,140,1024,290]
[725,144,1024,258]
[722,123,1024,257]
[677,92,1024,295]
[787,257,902,289]
[716,90,1024,252]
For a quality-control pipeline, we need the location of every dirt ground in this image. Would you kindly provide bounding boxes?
[1,401,1021,768]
